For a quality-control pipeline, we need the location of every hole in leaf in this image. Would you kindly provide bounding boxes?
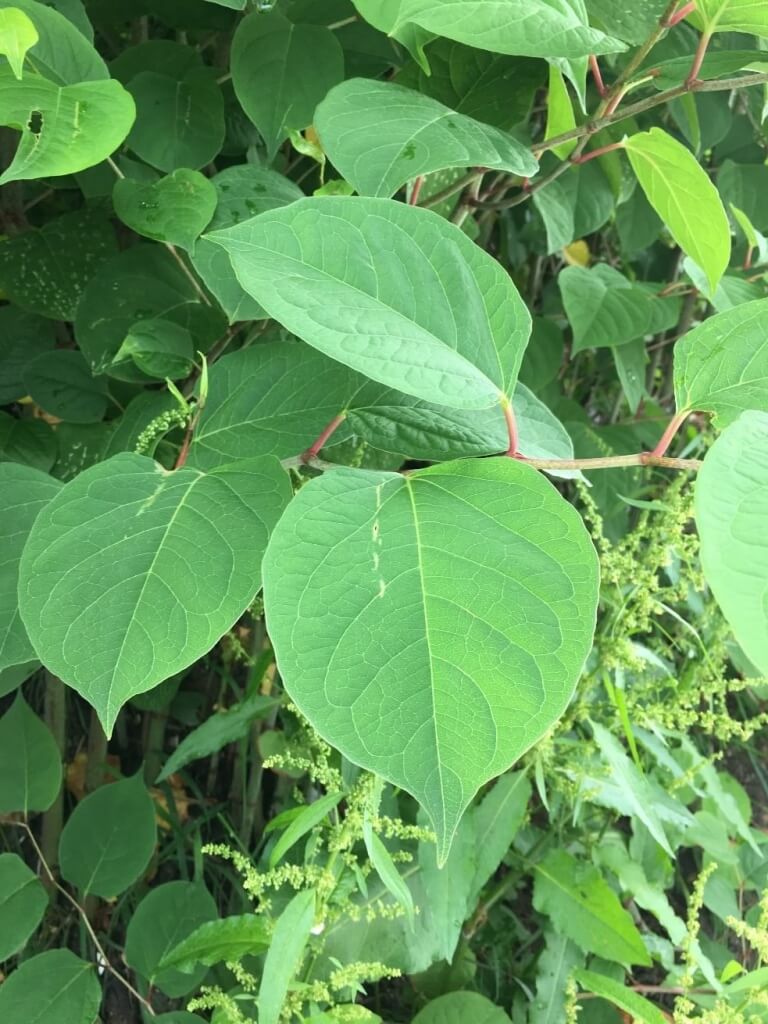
[28,110,43,135]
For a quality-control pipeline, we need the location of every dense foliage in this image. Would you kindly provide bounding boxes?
[1,1,768,1022]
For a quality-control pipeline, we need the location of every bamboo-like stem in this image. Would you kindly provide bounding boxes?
[520,453,702,471]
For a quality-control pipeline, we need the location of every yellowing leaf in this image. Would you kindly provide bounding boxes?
[562,239,590,266]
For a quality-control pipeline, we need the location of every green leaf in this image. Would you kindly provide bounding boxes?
[0,950,101,1024]
[23,350,109,424]
[533,849,651,966]
[0,308,55,404]
[112,319,195,380]
[363,816,415,922]
[259,888,316,1024]
[190,165,302,323]
[718,161,768,234]
[58,772,156,898]
[530,930,584,1024]
[351,0,434,72]
[0,206,117,320]
[573,969,668,1024]
[18,452,292,734]
[0,7,37,78]
[0,68,135,184]
[232,11,343,160]
[125,881,217,998]
[0,463,61,672]
[0,693,61,815]
[0,0,106,83]
[613,339,648,414]
[0,660,38,699]
[691,0,768,35]
[157,693,280,781]
[113,169,217,250]
[586,0,668,44]
[269,791,344,868]
[695,410,768,676]
[544,65,576,159]
[207,197,532,411]
[159,915,270,973]
[315,78,537,198]
[412,992,511,1024]
[0,413,56,472]
[262,458,598,861]
[394,0,625,58]
[559,265,655,353]
[673,299,768,426]
[127,67,224,172]
[0,852,48,960]
[624,127,731,294]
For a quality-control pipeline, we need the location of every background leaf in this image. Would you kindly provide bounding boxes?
[0,950,101,1024]
[0,693,61,815]
[259,888,316,1024]
[113,169,217,250]
[0,852,48,960]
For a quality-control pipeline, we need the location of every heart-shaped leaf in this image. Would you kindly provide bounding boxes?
[262,457,599,860]
[18,452,292,733]
[207,197,532,411]
[112,169,217,250]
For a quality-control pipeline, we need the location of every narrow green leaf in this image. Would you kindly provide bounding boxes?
[544,65,576,159]
[533,849,651,966]
[624,128,731,294]
[0,68,135,184]
[159,915,270,973]
[113,169,217,251]
[269,791,344,868]
[232,11,343,160]
[262,458,599,861]
[412,992,511,1024]
[258,888,316,1024]
[0,7,37,77]
[58,772,156,898]
[0,693,61,815]
[394,0,625,58]
[0,852,48,960]
[207,197,532,411]
[573,969,668,1024]
[315,78,537,198]
[363,817,415,922]
[0,950,100,1024]
[613,339,648,414]
[696,410,768,675]
[530,929,584,1024]
[18,452,292,734]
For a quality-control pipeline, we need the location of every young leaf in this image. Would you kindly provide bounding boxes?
[624,128,731,294]
[533,849,651,966]
[394,0,625,58]
[559,265,654,352]
[690,0,768,35]
[674,299,768,427]
[18,453,292,734]
[58,772,156,898]
[0,693,61,815]
[412,991,511,1024]
[695,410,768,675]
[0,7,37,78]
[23,350,109,424]
[232,11,344,160]
[0,950,101,1024]
[159,915,270,973]
[112,169,217,250]
[207,197,532,411]
[262,458,599,862]
[125,881,218,998]
[0,852,48,960]
[0,463,61,672]
[544,65,577,159]
[269,791,344,868]
[0,0,106,83]
[573,969,668,1024]
[315,78,537,198]
[112,319,195,380]
[259,888,316,1024]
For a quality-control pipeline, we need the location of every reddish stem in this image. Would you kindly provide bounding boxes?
[651,408,690,458]
[409,176,425,206]
[686,31,711,85]
[502,401,519,457]
[571,141,625,165]
[301,412,347,462]
[743,245,754,271]
[665,1,696,27]
[589,55,607,97]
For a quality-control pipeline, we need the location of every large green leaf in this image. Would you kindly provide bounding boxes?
[0,68,135,184]
[0,693,61,815]
[159,915,270,973]
[394,0,625,58]
[232,10,343,160]
[113,169,217,251]
[18,452,292,734]
[690,0,768,35]
[352,0,434,70]
[259,888,316,1024]
[696,411,768,675]
[0,852,48,960]
[533,849,651,966]
[207,197,532,411]
[0,950,101,1024]
[0,463,61,672]
[559,265,655,353]
[573,969,668,1024]
[624,128,731,294]
[58,772,156,898]
[0,0,106,83]
[673,299,768,427]
[315,78,536,198]
[412,992,511,1024]
[262,458,599,860]
[125,881,218,997]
